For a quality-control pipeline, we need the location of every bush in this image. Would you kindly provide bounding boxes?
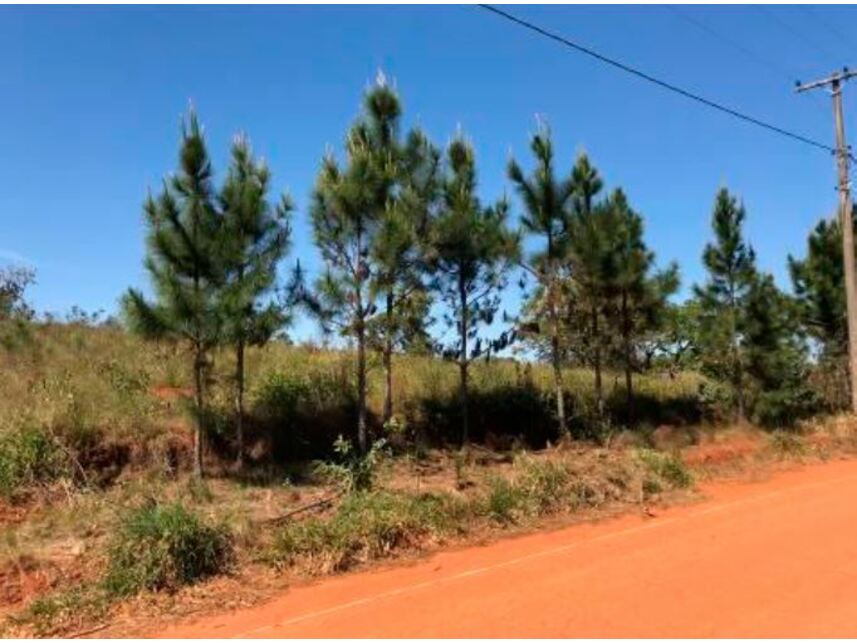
[635,449,692,489]
[696,380,734,424]
[752,386,821,429]
[269,490,462,574]
[516,457,571,515]
[10,586,110,638]
[314,436,389,492]
[768,430,806,457]
[103,502,233,596]
[251,368,356,461]
[484,476,525,524]
[0,425,69,501]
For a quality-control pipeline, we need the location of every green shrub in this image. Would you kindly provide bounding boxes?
[269,490,462,573]
[641,477,663,496]
[314,436,389,492]
[752,386,820,429]
[0,425,69,501]
[103,502,233,596]
[636,449,692,489]
[516,457,571,515]
[484,476,525,524]
[696,380,734,424]
[10,586,110,637]
[768,430,806,457]
[251,368,356,460]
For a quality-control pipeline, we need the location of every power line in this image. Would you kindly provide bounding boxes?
[757,6,841,69]
[665,5,826,109]
[666,5,798,83]
[477,4,835,155]
[797,6,857,62]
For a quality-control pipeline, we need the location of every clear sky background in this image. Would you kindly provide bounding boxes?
[1,4,856,343]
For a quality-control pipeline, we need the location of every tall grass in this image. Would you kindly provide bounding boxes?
[0,323,705,483]
[103,502,233,596]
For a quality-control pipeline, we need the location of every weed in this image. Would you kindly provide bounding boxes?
[268,490,463,574]
[635,449,693,489]
[642,477,663,496]
[8,584,110,637]
[453,449,469,490]
[314,436,389,492]
[184,477,214,504]
[768,430,806,457]
[0,425,69,501]
[484,476,525,524]
[103,502,233,596]
[516,457,571,515]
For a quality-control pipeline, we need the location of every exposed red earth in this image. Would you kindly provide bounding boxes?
[159,457,857,638]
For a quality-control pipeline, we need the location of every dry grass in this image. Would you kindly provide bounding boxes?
[2,323,855,637]
[5,415,857,637]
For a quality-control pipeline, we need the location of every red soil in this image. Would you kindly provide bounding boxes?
[682,434,761,466]
[150,385,192,402]
[159,457,857,638]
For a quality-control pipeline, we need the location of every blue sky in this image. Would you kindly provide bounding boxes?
[1,5,855,342]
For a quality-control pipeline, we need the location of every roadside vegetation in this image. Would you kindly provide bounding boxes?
[3,76,857,636]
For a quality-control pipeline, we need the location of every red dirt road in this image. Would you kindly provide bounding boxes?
[161,459,857,638]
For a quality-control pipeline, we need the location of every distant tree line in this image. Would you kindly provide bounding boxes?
[100,76,852,476]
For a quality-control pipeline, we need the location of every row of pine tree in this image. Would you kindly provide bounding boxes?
[122,76,853,477]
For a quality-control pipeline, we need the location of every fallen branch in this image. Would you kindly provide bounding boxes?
[68,623,110,638]
[262,489,345,526]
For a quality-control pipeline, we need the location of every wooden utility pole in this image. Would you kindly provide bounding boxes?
[797,68,857,412]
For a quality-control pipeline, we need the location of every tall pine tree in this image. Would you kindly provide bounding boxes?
[309,80,396,453]
[605,189,679,421]
[366,94,440,426]
[693,188,757,422]
[508,123,574,439]
[427,136,519,445]
[219,135,293,470]
[565,153,608,418]
[788,211,857,408]
[123,110,223,478]
[744,273,819,426]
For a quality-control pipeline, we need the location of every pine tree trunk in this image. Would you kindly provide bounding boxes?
[622,290,634,423]
[550,315,567,440]
[234,339,245,471]
[547,244,566,440]
[735,361,746,424]
[459,276,469,446]
[382,292,394,426]
[459,359,469,447]
[730,287,745,424]
[192,347,205,479]
[592,305,604,419]
[356,316,368,454]
[355,227,368,454]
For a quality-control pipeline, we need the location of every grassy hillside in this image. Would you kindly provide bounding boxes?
[0,322,705,475]
[6,322,857,638]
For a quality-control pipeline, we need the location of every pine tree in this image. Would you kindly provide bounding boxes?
[368,116,440,427]
[219,135,293,471]
[309,81,394,453]
[606,189,679,421]
[693,188,757,422]
[122,110,223,478]
[427,136,520,444]
[744,273,819,426]
[788,212,857,407]
[788,216,848,353]
[565,153,608,418]
[508,123,574,439]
